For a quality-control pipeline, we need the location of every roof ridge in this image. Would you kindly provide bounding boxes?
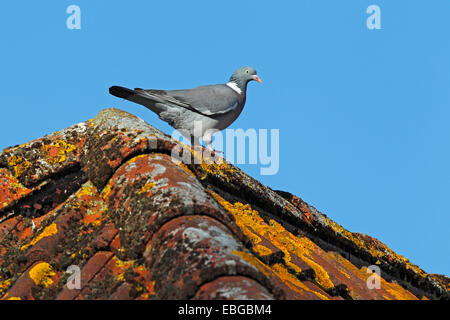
[0,108,447,300]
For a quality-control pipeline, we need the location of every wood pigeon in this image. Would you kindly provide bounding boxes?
[109,66,261,150]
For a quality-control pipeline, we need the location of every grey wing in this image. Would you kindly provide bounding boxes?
[142,85,239,116]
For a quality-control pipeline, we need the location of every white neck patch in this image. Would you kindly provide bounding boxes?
[226,81,242,94]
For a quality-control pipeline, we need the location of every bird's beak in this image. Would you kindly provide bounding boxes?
[253,75,262,83]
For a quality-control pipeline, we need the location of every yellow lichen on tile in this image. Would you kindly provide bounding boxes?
[301,255,333,290]
[254,245,273,257]
[41,139,77,164]
[127,154,149,163]
[140,293,150,299]
[0,279,11,292]
[266,219,334,290]
[210,193,262,244]
[101,183,113,199]
[113,256,136,281]
[139,182,155,195]
[200,158,234,182]
[231,250,270,277]
[89,220,101,227]
[328,251,380,293]
[114,256,135,269]
[112,256,155,298]
[212,191,335,292]
[189,147,234,182]
[271,263,329,300]
[0,169,31,207]
[361,266,419,300]
[64,182,108,228]
[321,216,366,251]
[171,159,196,178]
[360,266,417,300]
[29,262,56,287]
[78,182,97,197]
[328,251,361,276]
[8,155,31,178]
[86,119,96,128]
[322,216,428,282]
[383,283,417,300]
[21,223,58,251]
[1,293,22,300]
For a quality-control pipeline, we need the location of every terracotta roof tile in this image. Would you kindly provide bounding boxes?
[0,108,448,300]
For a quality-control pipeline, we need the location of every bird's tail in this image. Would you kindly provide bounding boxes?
[109,86,167,114]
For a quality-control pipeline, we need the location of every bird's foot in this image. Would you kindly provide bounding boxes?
[203,147,224,160]
[211,149,223,156]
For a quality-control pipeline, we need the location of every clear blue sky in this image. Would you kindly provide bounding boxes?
[0,1,449,276]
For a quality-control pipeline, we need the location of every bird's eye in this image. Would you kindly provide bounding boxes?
[246,70,249,74]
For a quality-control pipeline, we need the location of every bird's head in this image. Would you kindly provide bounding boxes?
[229,66,261,91]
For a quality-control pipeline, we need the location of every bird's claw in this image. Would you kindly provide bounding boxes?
[212,149,223,155]
[204,147,223,159]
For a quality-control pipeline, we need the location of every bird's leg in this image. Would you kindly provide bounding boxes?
[202,134,214,152]
[202,133,223,159]
[189,136,202,164]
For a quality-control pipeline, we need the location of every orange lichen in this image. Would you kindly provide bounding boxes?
[0,168,31,209]
[21,223,58,251]
[66,182,108,226]
[41,139,77,164]
[8,155,31,178]
[29,262,56,287]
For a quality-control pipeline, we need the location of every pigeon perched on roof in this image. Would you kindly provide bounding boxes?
[109,66,261,151]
